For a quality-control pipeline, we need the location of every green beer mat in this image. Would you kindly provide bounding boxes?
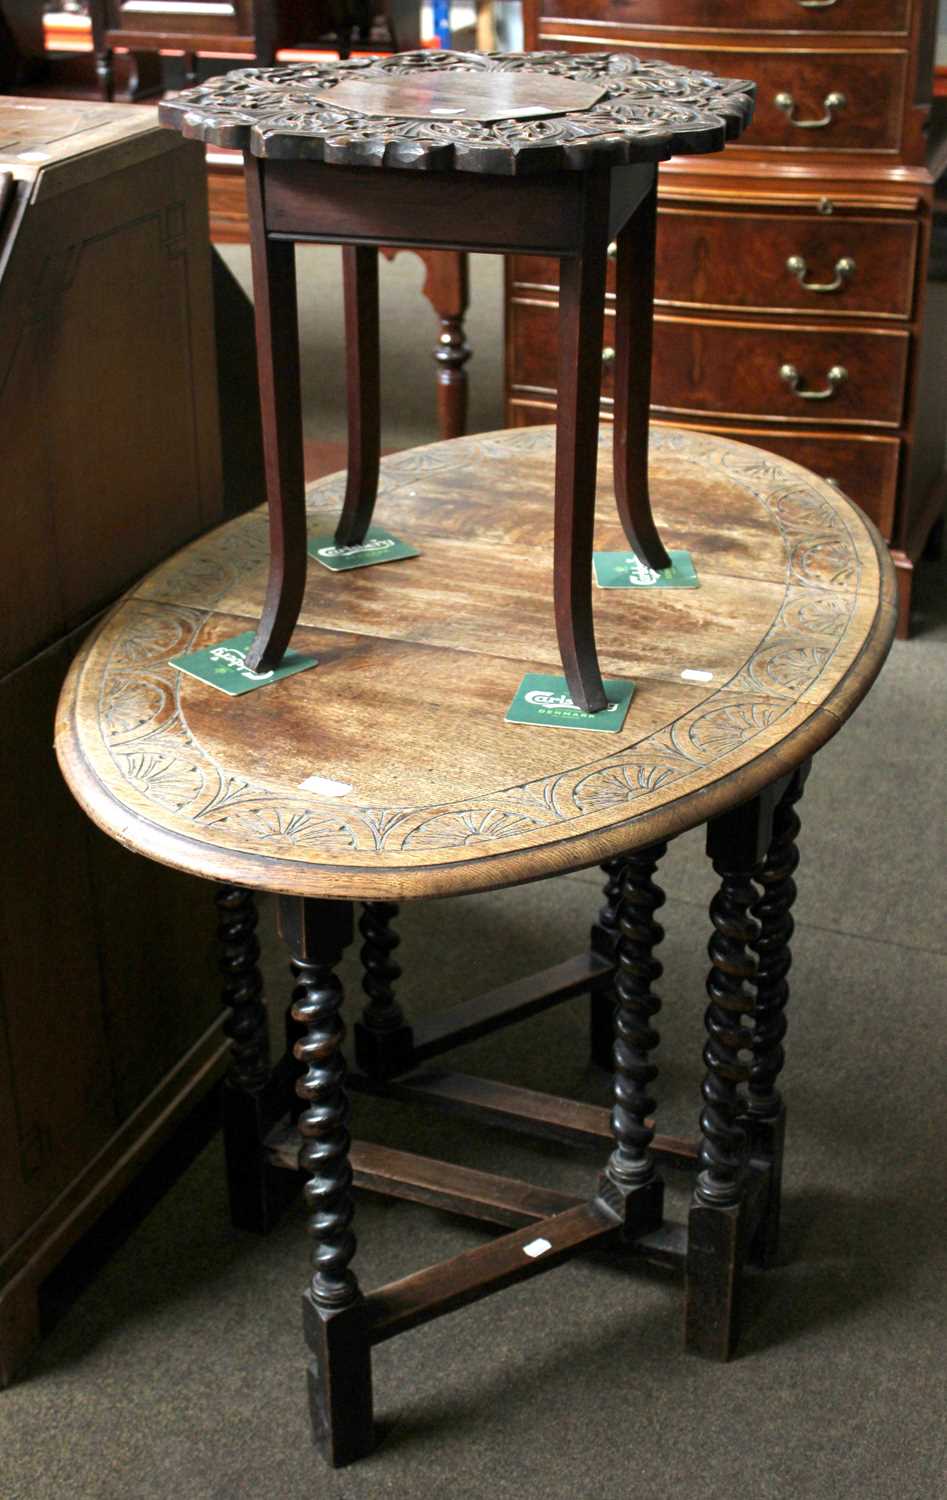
[506,673,635,733]
[169,630,318,697]
[593,548,698,589]
[308,526,419,571]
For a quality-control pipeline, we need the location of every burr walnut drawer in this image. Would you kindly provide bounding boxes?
[512,211,918,318]
[507,300,910,427]
[507,398,900,539]
[557,41,908,152]
[535,0,909,32]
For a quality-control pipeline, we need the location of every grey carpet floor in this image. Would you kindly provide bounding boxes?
[3,250,945,1500]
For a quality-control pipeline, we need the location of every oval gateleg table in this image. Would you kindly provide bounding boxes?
[56,425,895,1468]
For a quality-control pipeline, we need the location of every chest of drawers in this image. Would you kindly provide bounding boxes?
[507,0,947,633]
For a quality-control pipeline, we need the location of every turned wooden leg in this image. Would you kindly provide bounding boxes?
[685,801,769,1361]
[612,176,671,572]
[597,844,667,1238]
[554,180,611,714]
[95,48,114,102]
[334,246,381,546]
[589,856,625,1069]
[353,902,414,1079]
[427,252,471,440]
[744,762,810,1268]
[279,896,373,1469]
[243,154,307,674]
[216,885,289,1232]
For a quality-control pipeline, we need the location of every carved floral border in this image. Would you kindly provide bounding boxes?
[94,427,863,863]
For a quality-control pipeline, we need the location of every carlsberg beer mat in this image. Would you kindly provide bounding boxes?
[169,630,319,697]
[505,673,635,733]
[593,548,699,590]
[308,526,420,572]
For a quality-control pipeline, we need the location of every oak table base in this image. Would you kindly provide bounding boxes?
[55,426,896,1469]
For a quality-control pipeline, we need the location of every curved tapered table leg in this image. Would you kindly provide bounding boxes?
[243,155,308,674]
[279,896,374,1469]
[745,761,810,1268]
[597,843,667,1237]
[612,177,671,573]
[335,246,382,547]
[554,181,610,715]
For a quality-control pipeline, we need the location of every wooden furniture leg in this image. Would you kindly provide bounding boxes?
[243,155,307,674]
[554,179,611,714]
[685,794,777,1360]
[744,762,810,1269]
[335,245,382,546]
[589,856,625,1069]
[612,178,671,572]
[278,896,374,1469]
[379,248,471,441]
[596,843,667,1238]
[353,902,414,1080]
[217,884,299,1233]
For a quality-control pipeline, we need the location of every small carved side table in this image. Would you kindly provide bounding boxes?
[160,50,754,712]
[56,427,895,1468]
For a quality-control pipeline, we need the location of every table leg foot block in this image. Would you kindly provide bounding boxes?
[303,1291,375,1468]
[683,1197,748,1362]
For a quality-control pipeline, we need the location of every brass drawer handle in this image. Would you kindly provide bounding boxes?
[602,346,616,365]
[779,362,848,400]
[786,253,856,293]
[607,241,617,260]
[774,90,846,129]
[791,0,838,8]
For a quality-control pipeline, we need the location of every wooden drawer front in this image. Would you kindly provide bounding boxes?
[658,210,917,317]
[507,399,899,538]
[508,300,909,427]
[556,41,907,151]
[512,210,918,318]
[535,0,909,33]
[672,425,901,537]
[651,316,908,425]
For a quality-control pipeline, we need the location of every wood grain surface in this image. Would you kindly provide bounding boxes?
[55,426,896,900]
[158,50,754,173]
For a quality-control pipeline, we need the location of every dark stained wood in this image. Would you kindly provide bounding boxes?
[365,1202,621,1344]
[309,71,609,122]
[159,50,754,173]
[612,177,671,571]
[302,1290,375,1468]
[744,761,810,1270]
[554,172,610,713]
[349,1069,700,1171]
[243,152,308,673]
[279,896,359,1308]
[0,103,226,1386]
[410,952,615,1062]
[352,901,414,1080]
[335,245,381,547]
[349,1141,583,1228]
[537,0,910,29]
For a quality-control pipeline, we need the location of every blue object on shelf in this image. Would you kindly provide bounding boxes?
[433,0,451,47]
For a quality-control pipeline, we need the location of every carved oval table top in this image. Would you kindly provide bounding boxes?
[157,50,754,174]
[56,426,895,901]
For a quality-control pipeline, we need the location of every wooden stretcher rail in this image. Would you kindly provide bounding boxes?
[409,952,615,1062]
[348,1068,700,1168]
[365,1201,621,1345]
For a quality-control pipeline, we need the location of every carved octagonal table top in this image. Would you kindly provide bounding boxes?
[158,50,755,173]
[56,427,895,901]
